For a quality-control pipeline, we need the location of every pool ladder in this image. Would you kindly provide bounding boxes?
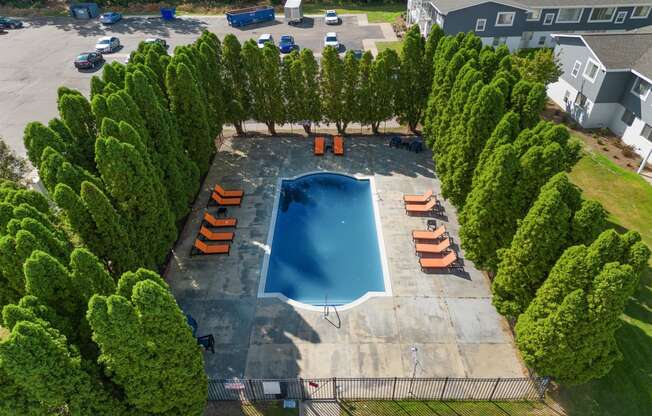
[322,294,341,329]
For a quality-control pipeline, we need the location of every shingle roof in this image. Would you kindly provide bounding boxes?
[580,31,652,79]
[430,0,652,14]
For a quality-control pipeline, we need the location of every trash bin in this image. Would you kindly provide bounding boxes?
[160,7,176,21]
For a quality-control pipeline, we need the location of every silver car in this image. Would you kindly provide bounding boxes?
[95,36,120,53]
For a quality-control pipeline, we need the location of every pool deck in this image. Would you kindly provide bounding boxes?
[166,135,527,379]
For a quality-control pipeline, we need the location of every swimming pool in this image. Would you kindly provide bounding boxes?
[260,172,390,310]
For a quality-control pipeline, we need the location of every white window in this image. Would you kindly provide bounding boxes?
[575,92,589,108]
[538,35,547,46]
[589,7,616,22]
[641,124,652,141]
[543,13,555,25]
[631,77,651,100]
[615,11,627,24]
[526,9,541,21]
[621,109,635,126]
[571,60,582,77]
[557,8,584,23]
[495,12,515,26]
[475,18,487,32]
[632,6,651,19]
[563,90,571,103]
[583,58,600,83]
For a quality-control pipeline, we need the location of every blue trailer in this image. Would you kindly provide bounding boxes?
[226,6,275,27]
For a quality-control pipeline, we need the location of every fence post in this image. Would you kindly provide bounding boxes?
[300,378,305,400]
[489,378,501,401]
[539,377,551,401]
[391,377,397,400]
[440,377,448,400]
[333,377,338,401]
[247,379,256,401]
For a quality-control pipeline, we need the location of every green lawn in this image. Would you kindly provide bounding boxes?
[376,40,404,53]
[340,400,558,415]
[212,401,299,415]
[560,149,652,415]
[302,1,404,23]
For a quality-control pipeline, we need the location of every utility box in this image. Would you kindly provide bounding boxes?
[69,3,100,19]
[284,0,303,25]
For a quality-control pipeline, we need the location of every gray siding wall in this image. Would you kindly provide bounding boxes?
[620,75,652,122]
[595,72,631,102]
[554,37,605,102]
[443,2,527,37]
[525,6,652,32]
[438,2,652,37]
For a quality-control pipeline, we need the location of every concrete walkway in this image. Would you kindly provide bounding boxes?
[167,135,526,380]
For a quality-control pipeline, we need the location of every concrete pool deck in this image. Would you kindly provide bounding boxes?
[166,135,527,379]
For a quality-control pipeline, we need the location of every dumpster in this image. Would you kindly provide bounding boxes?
[226,6,275,27]
[69,3,100,19]
[284,0,303,25]
[160,7,176,21]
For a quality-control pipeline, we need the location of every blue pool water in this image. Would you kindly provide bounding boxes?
[264,173,386,306]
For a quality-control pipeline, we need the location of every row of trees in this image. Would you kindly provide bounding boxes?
[174,26,440,135]
[421,28,649,385]
[0,180,207,415]
[1,32,226,414]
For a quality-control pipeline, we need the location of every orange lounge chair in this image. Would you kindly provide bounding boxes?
[412,225,447,241]
[209,192,241,207]
[405,199,437,214]
[199,226,234,242]
[192,239,230,256]
[415,238,451,255]
[333,135,344,156]
[214,184,244,198]
[203,212,237,228]
[404,190,434,204]
[314,136,325,155]
[419,251,460,271]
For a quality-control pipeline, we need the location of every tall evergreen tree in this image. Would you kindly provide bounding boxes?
[459,144,520,272]
[515,230,650,384]
[441,84,505,208]
[320,46,346,133]
[166,61,213,175]
[368,49,399,134]
[396,25,427,132]
[221,34,248,135]
[341,50,360,133]
[423,24,445,91]
[57,90,97,171]
[88,275,207,415]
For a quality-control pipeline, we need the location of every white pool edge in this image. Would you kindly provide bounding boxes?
[257,171,392,312]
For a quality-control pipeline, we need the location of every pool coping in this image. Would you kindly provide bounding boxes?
[257,171,393,312]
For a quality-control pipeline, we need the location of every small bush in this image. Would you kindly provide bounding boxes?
[621,145,636,158]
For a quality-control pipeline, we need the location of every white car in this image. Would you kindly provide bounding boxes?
[257,33,274,49]
[324,10,339,25]
[324,32,339,50]
[95,36,120,53]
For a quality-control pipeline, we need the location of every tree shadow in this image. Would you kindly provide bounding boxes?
[24,15,208,36]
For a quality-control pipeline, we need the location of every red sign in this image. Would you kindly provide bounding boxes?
[309,382,319,388]
[224,382,245,390]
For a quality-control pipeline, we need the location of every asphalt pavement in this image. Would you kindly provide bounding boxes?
[0,14,389,156]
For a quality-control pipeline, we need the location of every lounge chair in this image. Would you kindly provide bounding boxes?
[333,135,344,156]
[199,226,234,242]
[191,239,230,256]
[404,190,434,204]
[419,251,460,271]
[412,225,447,241]
[314,136,325,156]
[203,212,237,228]
[208,192,241,207]
[405,199,437,214]
[214,184,244,198]
[415,238,451,255]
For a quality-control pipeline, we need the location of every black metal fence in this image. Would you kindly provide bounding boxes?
[207,377,550,402]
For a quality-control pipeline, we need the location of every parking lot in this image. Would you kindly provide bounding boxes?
[0,14,391,156]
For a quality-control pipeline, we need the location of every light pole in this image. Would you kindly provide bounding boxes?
[408,346,419,396]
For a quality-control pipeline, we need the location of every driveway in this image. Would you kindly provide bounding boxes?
[0,14,389,156]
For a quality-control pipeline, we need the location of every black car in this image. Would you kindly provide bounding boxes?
[0,16,23,29]
[74,52,103,70]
